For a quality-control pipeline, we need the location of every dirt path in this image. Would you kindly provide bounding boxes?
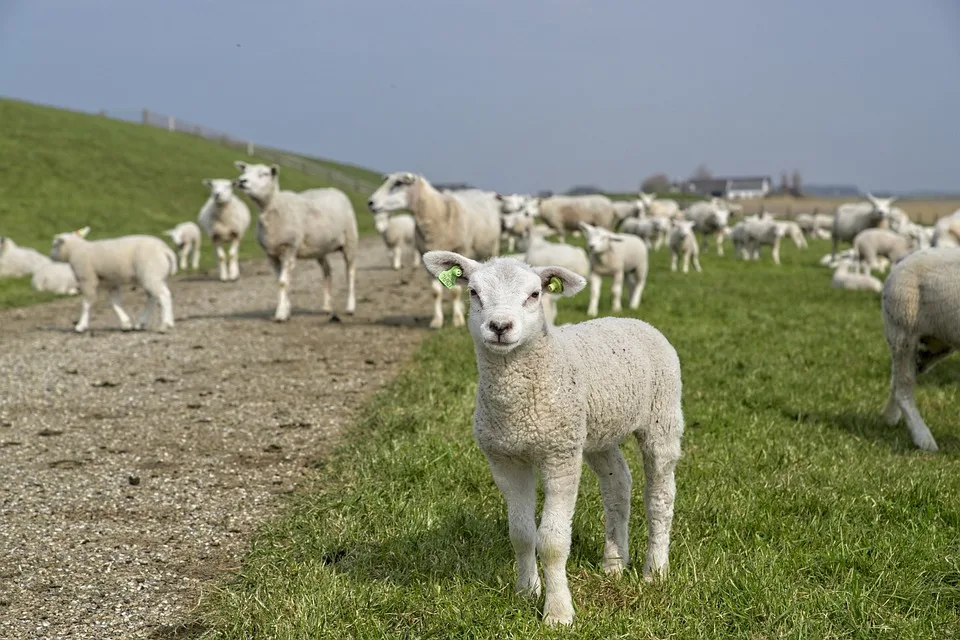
[0,237,436,639]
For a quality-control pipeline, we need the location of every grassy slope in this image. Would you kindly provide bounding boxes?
[200,239,960,639]
[0,98,379,309]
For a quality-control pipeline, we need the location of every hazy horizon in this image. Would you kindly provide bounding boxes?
[1,0,958,194]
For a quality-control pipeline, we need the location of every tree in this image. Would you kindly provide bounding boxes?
[565,185,604,196]
[791,169,803,197]
[690,164,712,180]
[640,173,671,194]
[780,171,790,194]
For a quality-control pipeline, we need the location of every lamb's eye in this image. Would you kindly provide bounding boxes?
[527,290,540,303]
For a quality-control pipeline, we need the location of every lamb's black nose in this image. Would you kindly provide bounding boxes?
[488,320,513,337]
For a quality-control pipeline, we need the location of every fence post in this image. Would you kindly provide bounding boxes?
[142,108,149,125]
[167,115,176,132]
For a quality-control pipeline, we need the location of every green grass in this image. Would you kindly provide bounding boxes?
[0,98,379,308]
[198,239,960,639]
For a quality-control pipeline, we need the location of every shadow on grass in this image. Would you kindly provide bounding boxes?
[781,406,960,453]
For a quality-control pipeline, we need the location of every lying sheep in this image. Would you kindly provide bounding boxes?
[853,228,915,275]
[31,261,78,295]
[0,236,51,278]
[368,172,499,328]
[373,211,419,270]
[580,222,648,317]
[163,221,202,272]
[831,193,896,259]
[421,250,684,627]
[881,247,960,451]
[235,163,358,321]
[669,220,701,273]
[538,194,617,240]
[50,227,176,333]
[198,178,252,281]
[830,258,883,293]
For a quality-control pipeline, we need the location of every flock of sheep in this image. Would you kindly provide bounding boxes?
[1,161,959,627]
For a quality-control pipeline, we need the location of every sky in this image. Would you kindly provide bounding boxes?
[1,0,958,194]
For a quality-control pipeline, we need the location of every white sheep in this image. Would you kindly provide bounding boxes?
[637,192,681,219]
[682,198,731,256]
[742,217,787,264]
[373,211,419,270]
[611,199,642,227]
[617,216,670,251]
[421,250,684,627]
[932,209,960,248]
[235,162,358,321]
[0,236,52,278]
[497,194,539,253]
[729,220,749,260]
[537,194,617,240]
[669,220,701,273]
[163,221,202,272]
[881,247,960,451]
[831,193,896,258]
[830,258,883,293]
[580,222,649,317]
[50,226,176,333]
[368,172,500,329]
[31,261,78,295]
[197,178,252,281]
[853,228,915,275]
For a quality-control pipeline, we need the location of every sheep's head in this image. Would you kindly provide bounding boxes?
[580,223,624,256]
[233,162,278,201]
[865,193,897,220]
[674,220,696,236]
[637,192,656,210]
[50,226,90,262]
[368,172,417,213]
[496,193,528,215]
[203,178,236,205]
[164,228,185,248]
[422,251,585,354]
[373,211,390,234]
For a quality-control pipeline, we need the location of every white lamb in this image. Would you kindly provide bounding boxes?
[163,221,202,271]
[669,220,701,273]
[830,258,883,293]
[373,211,419,270]
[421,250,684,627]
[31,261,78,295]
[881,247,960,452]
[618,216,670,251]
[932,209,960,248]
[580,222,649,317]
[537,194,617,240]
[197,178,252,281]
[49,227,176,333]
[853,228,916,275]
[683,199,731,256]
[235,162,358,321]
[742,217,787,264]
[637,192,681,219]
[497,194,539,253]
[0,236,51,278]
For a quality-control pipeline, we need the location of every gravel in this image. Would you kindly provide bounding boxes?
[0,237,436,639]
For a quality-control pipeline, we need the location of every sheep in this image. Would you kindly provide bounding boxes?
[881,246,960,451]
[637,192,681,219]
[617,215,670,251]
[420,250,684,627]
[197,178,252,281]
[611,199,642,227]
[853,228,916,275]
[669,220,701,273]
[777,220,808,250]
[368,172,500,329]
[373,211,419,270]
[682,198,731,256]
[0,236,51,278]
[729,220,749,260]
[537,194,617,240]
[31,261,78,295]
[742,217,787,264]
[497,194,539,253]
[932,209,960,248]
[523,231,591,326]
[49,227,176,333]
[797,212,835,240]
[831,193,897,259]
[163,221,202,272]
[579,222,649,317]
[235,162,358,321]
[830,258,883,293]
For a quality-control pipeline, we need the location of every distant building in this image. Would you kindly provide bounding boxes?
[678,176,773,200]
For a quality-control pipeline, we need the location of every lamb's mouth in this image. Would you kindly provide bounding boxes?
[483,338,518,352]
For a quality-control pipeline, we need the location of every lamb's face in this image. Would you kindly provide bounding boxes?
[467,260,546,354]
[205,178,235,205]
[638,192,655,210]
[233,162,277,201]
[582,225,616,256]
[165,228,185,248]
[675,221,696,237]
[497,194,527,215]
[368,172,415,213]
[50,227,88,262]
[373,211,390,234]
[712,207,731,227]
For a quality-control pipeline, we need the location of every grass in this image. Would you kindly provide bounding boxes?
[198,238,960,639]
[0,97,380,308]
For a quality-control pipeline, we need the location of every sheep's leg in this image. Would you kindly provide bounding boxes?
[178,248,188,271]
[344,253,357,315]
[884,334,938,451]
[487,457,540,599]
[227,239,240,280]
[541,294,557,326]
[584,448,632,576]
[537,457,583,627]
[629,268,645,309]
[586,273,602,317]
[411,247,421,267]
[507,236,516,253]
[216,243,228,281]
[429,279,445,329]
[670,251,678,272]
[156,284,174,332]
[610,271,624,313]
[715,231,724,257]
[391,246,402,271]
[74,285,95,333]
[772,237,782,265]
[109,288,133,331]
[682,250,690,274]
[191,241,201,271]
[637,430,681,582]
[318,256,333,314]
[136,293,156,331]
[451,284,465,327]
[693,249,702,273]
[274,253,295,322]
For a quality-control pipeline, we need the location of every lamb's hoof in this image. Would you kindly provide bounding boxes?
[74,325,87,334]
[914,434,939,453]
[542,603,574,627]
[133,323,145,331]
[602,558,627,577]
[157,324,172,334]
[642,563,667,584]
[452,315,466,328]
[273,316,288,323]
[120,324,134,332]
[514,577,541,599]
[429,317,444,330]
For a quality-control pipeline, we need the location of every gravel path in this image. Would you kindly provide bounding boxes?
[0,237,435,639]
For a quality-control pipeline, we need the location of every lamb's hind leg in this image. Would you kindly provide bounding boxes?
[585,448,632,576]
[227,239,240,280]
[715,231,725,257]
[429,279,445,329]
[487,457,540,599]
[135,293,156,330]
[884,333,939,451]
[109,288,133,331]
[318,256,333,314]
[635,413,682,582]
[216,242,229,281]
[537,456,583,627]
[343,250,356,315]
[451,284,466,327]
[272,253,295,322]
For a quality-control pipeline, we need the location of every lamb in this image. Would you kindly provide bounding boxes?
[853,227,916,275]
[742,217,788,264]
[373,211,419,270]
[197,178,252,281]
[420,250,684,626]
[537,194,617,240]
[682,199,731,256]
[0,236,52,278]
[497,194,539,253]
[368,172,499,328]
[637,192,681,219]
[669,220,701,273]
[729,220,749,259]
[617,215,670,251]
[163,221,202,272]
[235,162,358,321]
[611,199,642,227]
[881,247,960,451]
[932,209,960,248]
[580,222,649,317]
[831,193,897,259]
[31,261,78,295]
[49,227,176,333]
[830,258,883,293]
[777,220,808,250]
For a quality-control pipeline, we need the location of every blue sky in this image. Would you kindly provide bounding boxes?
[1,0,957,193]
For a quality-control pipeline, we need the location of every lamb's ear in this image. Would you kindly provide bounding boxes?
[270,164,279,177]
[421,251,480,288]
[202,179,212,188]
[234,161,247,172]
[495,193,503,201]
[533,266,586,298]
[578,222,593,234]
[76,226,91,238]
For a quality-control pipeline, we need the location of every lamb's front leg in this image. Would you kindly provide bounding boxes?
[227,239,240,280]
[487,457,540,598]
[429,279,445,329]
[538,457,583,627]
[772,237,782,265]
[318,256,333,313]
[610,271,624,313]
[216,243,229,281]
[273,254,295,322]
[715,231,725,256]
[586,273,602,317]
[585,448,632,576]
[109,288,133,331]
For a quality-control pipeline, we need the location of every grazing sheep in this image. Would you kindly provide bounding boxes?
[197,179,252,281]
[163,221,202,272]
[31,261,78,295]
[831,193,896,259]
[421,250,684,627]
[881,247,960,451]
[373,211,419,270]
[669,220,701,273]
[235,162,358,321]
[637,192,681,219]
[830,258,883,293]
[50,227,176,333]
[683,199,731,256]
[777,220,808,249]
[537,194,617,240]
[743,217,787,265]
[368,172,499,329]
[853,228,916,275]
[580,223,649,317]
[0,236,51,278]
[932,209,960,248]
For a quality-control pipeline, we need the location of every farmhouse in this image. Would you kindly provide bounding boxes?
[680,176,773,199]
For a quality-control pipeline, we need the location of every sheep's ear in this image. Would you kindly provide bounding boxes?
[578,222,592,234]
[234,161,247,171]
[202,179,212,187]
[421,251,479,288]
[495,193,503,201]
[76,226,91,238]
[533,266,586,298]
[270,164,279,177]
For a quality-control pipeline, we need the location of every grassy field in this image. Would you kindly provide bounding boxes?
[0,98,379,309]
[198,239,960,639]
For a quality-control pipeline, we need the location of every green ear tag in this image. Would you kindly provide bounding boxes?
[547,276,563,294]
[437,265,463,289]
